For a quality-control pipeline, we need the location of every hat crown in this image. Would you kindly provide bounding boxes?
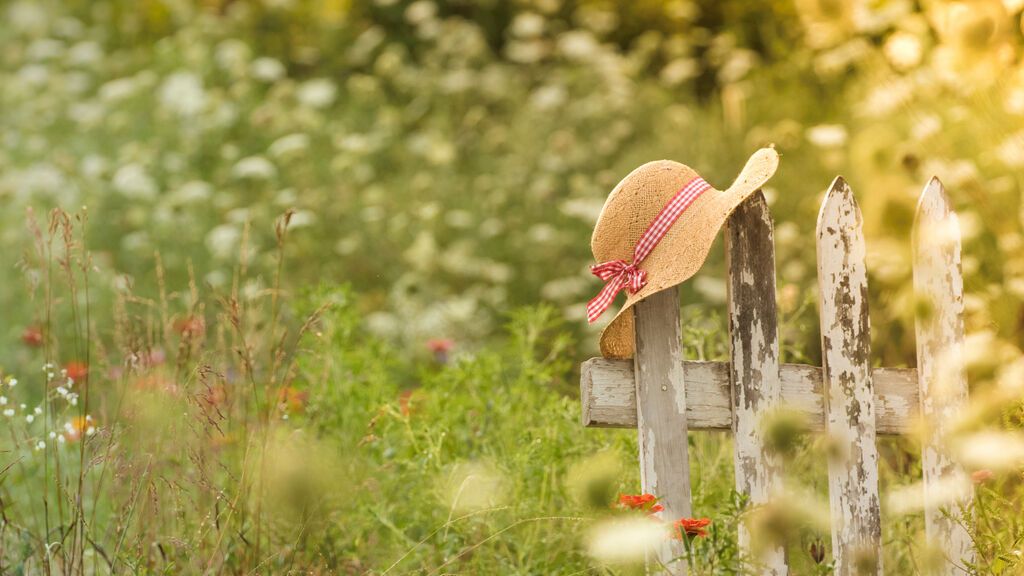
[590,160,703,264]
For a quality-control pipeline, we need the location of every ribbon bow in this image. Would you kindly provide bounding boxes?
[586,176,711,323]
[586,261,647,323]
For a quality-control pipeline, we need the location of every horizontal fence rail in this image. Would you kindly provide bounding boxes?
[581,359,918,434]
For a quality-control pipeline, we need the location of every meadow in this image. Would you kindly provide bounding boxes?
[1,0,1024,573]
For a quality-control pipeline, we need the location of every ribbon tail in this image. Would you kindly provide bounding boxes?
[587,275,627,323]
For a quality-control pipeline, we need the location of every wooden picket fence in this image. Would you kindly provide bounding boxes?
[579,177,973,575]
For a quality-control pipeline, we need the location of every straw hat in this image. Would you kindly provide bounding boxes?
[588,147,779,359]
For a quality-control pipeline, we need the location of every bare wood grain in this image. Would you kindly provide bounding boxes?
[913,177,973,572]
[580,359,917,434]
[816,177,882,575]
[725,192,787,574]
[633,288,691,572]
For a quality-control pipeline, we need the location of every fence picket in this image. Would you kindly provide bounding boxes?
[913,177,973,572]
[816,177,882,575]
[725,192,787,574]
[633,288,692,573]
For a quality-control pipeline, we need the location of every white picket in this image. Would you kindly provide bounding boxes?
[816,177,883,575]
[633,288,692,573]
[913,177,973,572]
[725,192,787,575]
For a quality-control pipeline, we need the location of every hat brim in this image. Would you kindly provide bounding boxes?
[597,147,779,359]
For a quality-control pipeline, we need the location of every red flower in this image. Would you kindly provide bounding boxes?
[426,338,454,363]
[616,493,664,515]
[65,362,88,383]
[22,326,44,347]
[673,517,711,539]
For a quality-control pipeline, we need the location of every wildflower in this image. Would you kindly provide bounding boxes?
[35,441,45,451]
[64,416,95,441]
[672,517,711,539]
[0,397,6,405]
[8,378,17,387]
[296,78,337,109]
[426,338,454,363]
[21,326,43,347]
[398,389,417,417]
[616,493,664,515]
[112,163,158,200]
[24,414,33,424]
[971,469,994,484]
[277,387,308,415]
[3,409,14,417]
[586,517,669,564]
[64,362,88,383]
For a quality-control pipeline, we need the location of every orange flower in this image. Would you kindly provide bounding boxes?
[617,493,664,514]
[398,389,417,417]
[971,469,994,484]
[22,326,44,347]
[673,517,711,539]
[64,416,96,442]
[64,362,88,383]
[174,315,205,337]
[276,386,308,414]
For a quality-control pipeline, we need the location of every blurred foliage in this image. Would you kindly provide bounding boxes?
[5,0,1024,367]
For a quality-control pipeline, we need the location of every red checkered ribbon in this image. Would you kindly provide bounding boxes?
[587,176,712,323]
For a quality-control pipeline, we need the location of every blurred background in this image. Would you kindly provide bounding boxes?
[4,0,1024,364]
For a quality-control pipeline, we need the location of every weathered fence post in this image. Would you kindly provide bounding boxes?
[913,177,973,572]
[633,287,692,573]
[816,177,883,575]
[725,192,787,574]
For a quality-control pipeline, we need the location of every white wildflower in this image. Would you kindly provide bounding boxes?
[8,379,16,387]
[884,31,923,70]
[215,39,251,72]
[806,124,848,148]
[113,163,158,200]
[530,84,567,110]
[25,415,34,424]
[586,517,669,564]
[232,156,277,180]
[250,57,286,81]
[3,409,14,417]
[296,78,337,109]
[558,30,599,61]
[35,441,45,451]
[268,133,311,159]
[405,1,437,25]
[660,58,700,85]
[0,397,6,405]
[98,76,140,102]
[511,12,545,38]
[206,224,241,259]
[169,180,212,205]
[67,40,103,67]
[159,71,206,117]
